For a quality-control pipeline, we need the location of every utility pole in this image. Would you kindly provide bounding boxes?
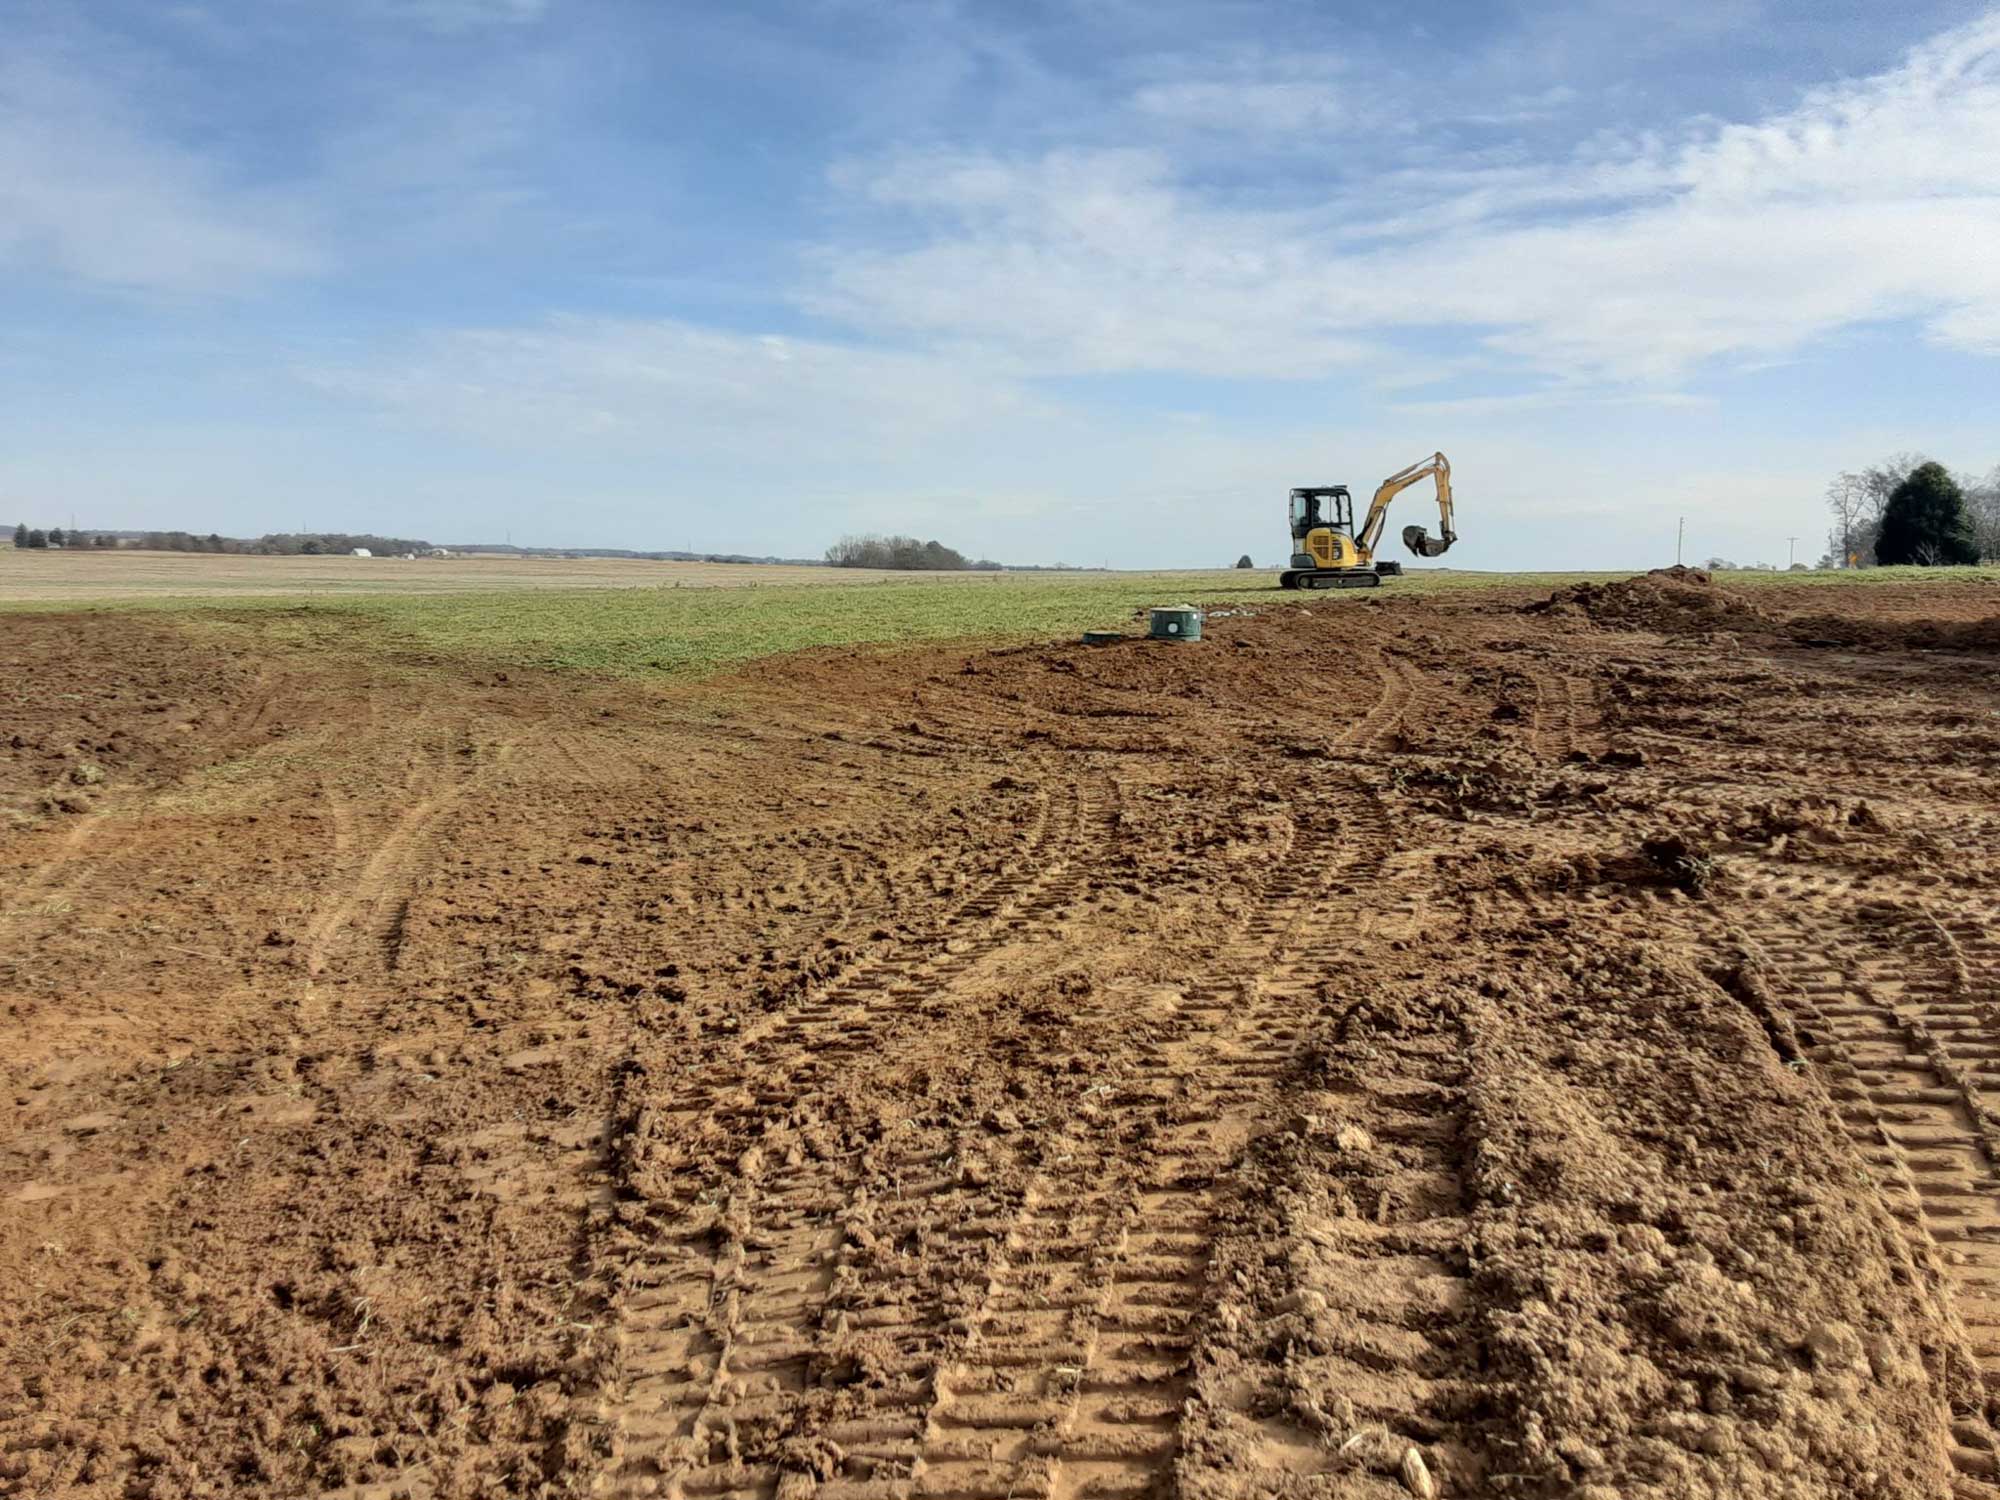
[1676,516,1684,567]
[1787,535,1799,568]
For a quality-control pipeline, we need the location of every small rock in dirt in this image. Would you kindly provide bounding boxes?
[1804,1319,1866,1372]
[1334,1123,1375,1153]
[1557,1437,1605,1472]
[60,1112,119,1136]
[1400,1446,1436,1499]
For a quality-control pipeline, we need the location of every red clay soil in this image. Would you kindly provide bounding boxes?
[5,573,2000,1500]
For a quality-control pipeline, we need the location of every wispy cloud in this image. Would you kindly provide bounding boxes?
[807,12,2000,386]
[297,315,1054,454]
[0,44,321,293]
[1129,50,1359,135]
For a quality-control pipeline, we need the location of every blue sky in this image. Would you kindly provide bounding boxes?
[5,0,1999,568]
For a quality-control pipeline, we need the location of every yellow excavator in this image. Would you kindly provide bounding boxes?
[1279,451,1457,589]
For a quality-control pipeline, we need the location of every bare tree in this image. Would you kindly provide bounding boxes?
[1859,452,1929,521]
[1824,471,1868,568]
[1963,464,2000,561]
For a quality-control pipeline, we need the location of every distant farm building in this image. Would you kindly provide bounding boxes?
[350,547,372,558]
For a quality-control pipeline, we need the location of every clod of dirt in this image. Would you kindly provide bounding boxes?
[1641,833,1717,894]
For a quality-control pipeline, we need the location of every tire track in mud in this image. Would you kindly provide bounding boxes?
[299,732,515,995]
[856,782,1411,1500]
[0,814,142,936]
[1523,665,1600,763]
[1738,890,2000,1494]
[594,768,1409,1500]
[593,772,1125,1498]
[1335,652,1419,753]
[1170,792,1473,1497]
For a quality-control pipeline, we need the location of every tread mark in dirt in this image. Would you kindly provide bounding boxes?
[1334,653,1415,753]
[0,814,141,937]
[1238,1003,1475,1483]
[1524,667,1585,762]
[300,735,515,988]
[1743,895,2000,1492]
[891,780,1408,1500]
[596,775,1126,1498]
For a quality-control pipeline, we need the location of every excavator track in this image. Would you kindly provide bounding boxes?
[1278,569,1382,590]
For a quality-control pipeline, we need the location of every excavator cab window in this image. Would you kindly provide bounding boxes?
[1290,488,1352,539]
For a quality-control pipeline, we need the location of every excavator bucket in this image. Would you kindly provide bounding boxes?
[1402,524,1454,559]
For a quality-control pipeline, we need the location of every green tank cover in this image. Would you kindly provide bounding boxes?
[1147,607,1202,642]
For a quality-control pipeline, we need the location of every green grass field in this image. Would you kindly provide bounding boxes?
[10,559,2000,678]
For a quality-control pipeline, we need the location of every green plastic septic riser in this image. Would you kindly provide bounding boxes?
[1081,630,1125,647]
[1148,608,1202,642]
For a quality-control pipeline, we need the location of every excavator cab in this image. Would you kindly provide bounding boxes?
[1289,486,1352,546]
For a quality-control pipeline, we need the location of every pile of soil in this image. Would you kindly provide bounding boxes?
[1525,566,1777,636]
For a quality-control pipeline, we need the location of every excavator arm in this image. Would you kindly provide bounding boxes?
[1355,451,1456,561]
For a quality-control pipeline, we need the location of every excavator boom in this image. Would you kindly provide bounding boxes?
[1357,451,1456,561]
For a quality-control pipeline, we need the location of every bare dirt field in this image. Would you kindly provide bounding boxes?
[6,568,2000,1500]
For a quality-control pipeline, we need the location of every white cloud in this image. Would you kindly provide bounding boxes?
[0,47,321,293]
[297,316,1057,455]
[1131,50,1357,135]
[813,149,1376,377]
[808,11,2000,385]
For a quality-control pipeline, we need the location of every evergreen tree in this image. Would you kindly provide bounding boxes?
[1876,462,1980,566]
[48,526,65,547]
[11,522,25,549]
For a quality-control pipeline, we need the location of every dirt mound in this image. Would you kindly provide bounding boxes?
[1525,565,1777,635]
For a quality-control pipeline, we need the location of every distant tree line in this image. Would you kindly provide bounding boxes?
[1823,454,1998,567]
[9,525,433,555]
[248,532,434,555]
[11,524,109,550]
[826,534,1002,571]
